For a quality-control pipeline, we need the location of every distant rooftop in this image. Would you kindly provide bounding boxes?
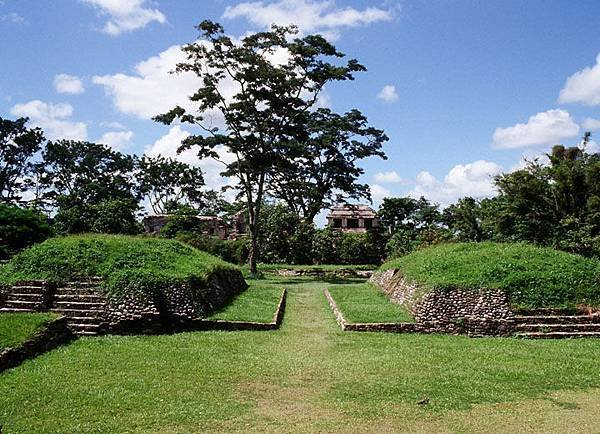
[326,204,377,219]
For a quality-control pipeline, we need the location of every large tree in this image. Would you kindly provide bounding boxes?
[0,117,45,204]
[41,140,139,234]
[155,20,379,273]
[138,155,206,214]
[269,108,387,222]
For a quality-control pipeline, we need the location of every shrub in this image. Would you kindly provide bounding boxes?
[0,204,52,259]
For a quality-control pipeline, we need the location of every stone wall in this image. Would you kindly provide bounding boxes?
[105,269,248,334]
[276,268,373,278]
[369,269,515,337]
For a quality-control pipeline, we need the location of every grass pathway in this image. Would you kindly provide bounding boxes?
[2,276,600,433]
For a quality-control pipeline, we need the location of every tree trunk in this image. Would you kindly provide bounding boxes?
[248,226,259,275]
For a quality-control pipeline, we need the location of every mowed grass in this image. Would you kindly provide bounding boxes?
[328,283,414,323]
[383,242,600,309]
[0,312,57,351]
[1,276,600,432]
[208,281,283,322]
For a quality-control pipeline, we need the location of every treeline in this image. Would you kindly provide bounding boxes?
[0,117,228,258]
[2,114,599,265]
[158,134,600,265]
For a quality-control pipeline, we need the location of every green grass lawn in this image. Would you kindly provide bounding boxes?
[328,283,414,323]
[382,242,600,309]
[208,280,283,322]
[0,312,57,351]
[2,275,600,432]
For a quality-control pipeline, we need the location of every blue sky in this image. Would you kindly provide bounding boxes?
[2,0,600,222]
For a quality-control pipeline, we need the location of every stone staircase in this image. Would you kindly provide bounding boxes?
[0,280,107,336]
[51,282,107,336]
[0,282,49,313]
[515,313,600,339]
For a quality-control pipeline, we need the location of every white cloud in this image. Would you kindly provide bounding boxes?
[492,109,579,149]
[99,130,133,151]
[223,0,395,40]
[82,0,166,36]
[100,121,127,130]
[374,170,403,183]
[559,54,600,106]
[582,117,600,131]
[10,100,87,141]
[93,44,237,123]
[369,183,391,203]
[53,74,85,94]
[0,12,25,24]
[377,85,399,103]
[408,160,503,206]
[145,126,237,195]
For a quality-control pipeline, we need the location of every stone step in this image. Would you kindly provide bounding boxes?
[55,288,104,297]
[516,323,600,333]
[9,285,46,295]
[6,293,44,302]
[514,315,600,325]
[63,281,103,289]
[53,301,106,310]
[2,300,42,310]
[51,308,104,318]
[54,293,106,303]
[516,331,600,339]
[0,307,36,313]
[68,323,101,333]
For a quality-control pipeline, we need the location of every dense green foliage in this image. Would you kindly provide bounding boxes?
[0,234,236,297]
[382,242,600,308]
[2,276,600,432]
[0,117,45,205]
[0,312,57,350]
[328,283,414,323]
[0,204,52,259]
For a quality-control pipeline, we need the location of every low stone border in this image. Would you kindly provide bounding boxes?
[324,288,418,333]
[277,268,373,278]
[189,288,287,331]
[0,316,75,373]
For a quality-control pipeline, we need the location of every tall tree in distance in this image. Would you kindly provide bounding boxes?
[155,20,380,273]
[269,108,387,222]
[138,155,206,214]
[0,117,45,205]
[41,140,139,234]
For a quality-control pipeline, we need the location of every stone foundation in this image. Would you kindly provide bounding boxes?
[368,269,515,337]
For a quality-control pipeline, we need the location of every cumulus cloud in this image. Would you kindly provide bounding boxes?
[98,130,133,151]
[492,109,579,149]
[145,126,237,194]
[93,44,238,123]
[223,0,395,40]
[559,54,600,106]
[582,117,600,131]
[377,85,399,103]
[54,74,85,94]
[374,170,403,183]
[10,100,87,140]
[408,160,503,206]
[369,183,391,203]
[82,0,166,36]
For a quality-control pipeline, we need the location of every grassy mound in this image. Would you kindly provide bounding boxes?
[0,312,57,350]
[381,242,600,309]
[0,234,238,298]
